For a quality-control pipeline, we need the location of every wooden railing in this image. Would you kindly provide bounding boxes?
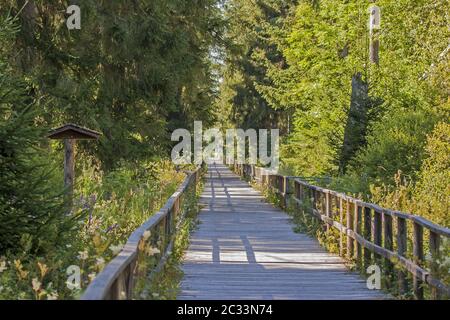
[234,163,450,300]
[81,167,202,300]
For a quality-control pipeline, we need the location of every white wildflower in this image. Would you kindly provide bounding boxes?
[142,230,151,241]
[47,292,58,300]
[146,246,160,256]
[0,261,7,273]
[88,273,97,282]
[77,250,89,260]
[32,278,42,292]
[109,244,124,255]
[96,257,105,267]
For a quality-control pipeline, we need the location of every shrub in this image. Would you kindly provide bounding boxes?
[0,15,75,254]
[348,109,438,190]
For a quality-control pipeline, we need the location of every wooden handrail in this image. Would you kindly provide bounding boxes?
[234,163,449,300]
[81,167,202,300]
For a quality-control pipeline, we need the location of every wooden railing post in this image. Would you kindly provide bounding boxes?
[126,261,136,299]
[312,189,316,214]
[284,176,291,209]
[111,274,126,300]
[294,181,301,208]
[373,209,382,257]
[299,183,303,204]
[397,217,408,295]
[339,197,344,257]
[346,200,354,260]
[413,222,424,300]
[382,211,393,288]
[354,202,362,266]
[364,206,372,270]
[325,192,331,232]
[429,231,441,300]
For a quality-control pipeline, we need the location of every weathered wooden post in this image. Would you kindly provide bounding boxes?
[48,124,101,211]
[369,4,381,65]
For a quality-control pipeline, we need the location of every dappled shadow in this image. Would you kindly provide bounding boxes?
[180,164,387,300]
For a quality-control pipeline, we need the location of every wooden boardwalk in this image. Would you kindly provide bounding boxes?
[178,164,387,300]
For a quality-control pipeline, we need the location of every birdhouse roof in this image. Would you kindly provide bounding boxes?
[48,123,101,140]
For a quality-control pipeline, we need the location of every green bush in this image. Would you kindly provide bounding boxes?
[414,122,450,226]
[369,121,449,227]
[347,109,438,190]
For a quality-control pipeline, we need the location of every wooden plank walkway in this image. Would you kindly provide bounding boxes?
[178,164,387,300]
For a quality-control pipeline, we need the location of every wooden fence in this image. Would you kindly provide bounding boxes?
[234,163,449,300]
[81,167,202,300]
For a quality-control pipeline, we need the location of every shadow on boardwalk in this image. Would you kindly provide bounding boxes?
[178,164,387,300]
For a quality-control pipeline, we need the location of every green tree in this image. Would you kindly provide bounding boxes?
[0,14,71,253]
[217,0,297,131]
[3,0,223,170]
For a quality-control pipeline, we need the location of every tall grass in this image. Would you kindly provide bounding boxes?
[0,159,188,300]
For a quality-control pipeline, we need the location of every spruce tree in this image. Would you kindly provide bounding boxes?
[0,14,70,253]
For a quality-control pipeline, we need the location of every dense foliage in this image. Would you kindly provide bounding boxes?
[0,0,448,300]
[0,160,186,299]
[0,1,220,299]
[0,14,70,253]
[2,0,222,170]
[219,0,449,225]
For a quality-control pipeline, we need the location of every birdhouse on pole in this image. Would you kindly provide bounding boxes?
[48,124,101,210]
[368,5,381,65]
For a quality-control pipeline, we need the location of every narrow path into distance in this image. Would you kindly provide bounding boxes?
[178,164,387,300]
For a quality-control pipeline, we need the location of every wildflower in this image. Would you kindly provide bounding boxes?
[96,257,105,268]
[145,246,160,256]
[143,230,151,241]
[109,244,124,255]
[0,261,7,273]
[37,262,49,278]
[88,273,96,282]
[47,292,58,300]
[14,260,29,279]
[78,250,89,260]
[32,278,42,292]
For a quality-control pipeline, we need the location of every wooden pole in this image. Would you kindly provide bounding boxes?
[397,217,408,295]
[64,139,75,209]
[369,5,381,65]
